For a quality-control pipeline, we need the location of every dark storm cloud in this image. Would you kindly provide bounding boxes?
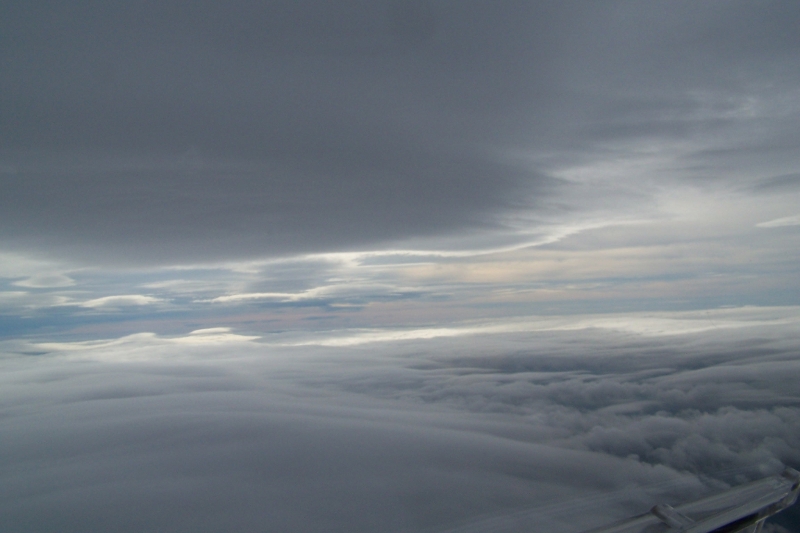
[2,319,799,532]
[0,0,557,263]
[2,1,799,264]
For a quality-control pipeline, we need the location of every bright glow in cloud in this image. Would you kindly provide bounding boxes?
[282,307,800,347]
[80,295,162,308]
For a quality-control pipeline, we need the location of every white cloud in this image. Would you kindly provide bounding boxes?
[0,291,29,301]
[207,291,308,303]
[12,274,75,288]
[0,252,60,278]
[756,215,800,228]
[281,306,800,347]
[25,329,260,362]
[205,282,402,304]
[174,327,260,344]
[80,294,162,308]
[0,290,72,311]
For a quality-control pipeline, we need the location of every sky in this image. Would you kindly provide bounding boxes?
[1,1,800,532]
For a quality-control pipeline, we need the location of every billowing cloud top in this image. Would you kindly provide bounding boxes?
[2,312,800,532]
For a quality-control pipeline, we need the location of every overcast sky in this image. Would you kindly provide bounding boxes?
[1,1,800,532]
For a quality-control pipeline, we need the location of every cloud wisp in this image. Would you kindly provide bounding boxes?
[757,215,800,229]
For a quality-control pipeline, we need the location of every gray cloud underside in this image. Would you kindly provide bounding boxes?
[2,1,799,264]
[2,323,799,532]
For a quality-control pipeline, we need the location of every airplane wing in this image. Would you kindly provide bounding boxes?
[584,467,800,533]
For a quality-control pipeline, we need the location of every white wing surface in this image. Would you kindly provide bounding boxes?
[585,468,800,533]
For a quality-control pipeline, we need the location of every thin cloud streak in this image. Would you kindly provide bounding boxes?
[277,307,800,347]
[757,215,800,228]
[80,295,163,308]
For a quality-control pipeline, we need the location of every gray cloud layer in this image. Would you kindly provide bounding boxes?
[2,1,799,264]
[3,5,799,531]
[2,321,799,532]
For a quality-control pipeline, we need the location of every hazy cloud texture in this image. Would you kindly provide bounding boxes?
[2,315,800,532]
[2,3,800,532]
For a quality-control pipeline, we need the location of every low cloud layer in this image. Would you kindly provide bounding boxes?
[2,315,799,532]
